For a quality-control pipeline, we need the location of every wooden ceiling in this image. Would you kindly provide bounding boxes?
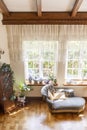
[0,0,87,24]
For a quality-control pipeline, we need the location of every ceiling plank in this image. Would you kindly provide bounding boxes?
[71,0,83,17]
[36,0,42,17]
[0,0,9,16]
[2,12,87,25]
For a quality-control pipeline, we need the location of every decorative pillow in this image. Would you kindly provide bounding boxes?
[48,85,56,94]
[48,90,54,100]
[65,89,74,97]
[48,90,66,101]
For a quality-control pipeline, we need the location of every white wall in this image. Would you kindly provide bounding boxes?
[0,13,10,64]
[25,86,42,97]
[25,85,87,98]
[61,85,87,97]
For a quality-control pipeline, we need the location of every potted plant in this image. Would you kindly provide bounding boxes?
[0,63,15,100]
[48,74,57,85]
[0,63,15,83]
[17,82,32,106]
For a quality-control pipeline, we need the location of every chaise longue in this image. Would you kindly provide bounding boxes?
[41,84,86,113]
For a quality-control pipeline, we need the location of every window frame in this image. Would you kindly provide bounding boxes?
[65,41,87,84]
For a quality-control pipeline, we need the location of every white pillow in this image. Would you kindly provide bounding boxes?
[48,90,66,101]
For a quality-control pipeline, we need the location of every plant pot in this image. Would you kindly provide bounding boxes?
[17,96,26,106]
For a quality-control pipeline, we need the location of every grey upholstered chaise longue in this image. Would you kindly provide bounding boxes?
[41,84,85,113]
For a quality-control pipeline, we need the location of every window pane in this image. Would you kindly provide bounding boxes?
[43,69,49,77]
[83,51,87,59]
[68,60,73,68]
[68,51,73,59]
[43,61,49,68]
[33,62,39,68]
[73,69,78,75]
[73,60,79,68]
[84,61,87,68]
[67,69,73,78]
[28,61,33,68]
[73,51,79,59]
[49,61,54,69]
[82,69,87,78]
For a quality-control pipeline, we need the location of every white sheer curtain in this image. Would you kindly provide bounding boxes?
[6,25,87,61]
[59,25,87,41]
[6,25,87,83]
[6,25,59,61]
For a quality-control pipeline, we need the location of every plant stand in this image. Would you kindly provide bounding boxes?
[17,96,26,106]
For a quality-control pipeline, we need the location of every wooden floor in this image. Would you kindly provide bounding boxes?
[0,99,87,130]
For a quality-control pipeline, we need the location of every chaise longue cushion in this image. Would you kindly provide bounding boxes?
[46,97,85,113]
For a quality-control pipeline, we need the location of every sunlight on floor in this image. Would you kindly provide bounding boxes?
[9,108,25,116]
[23,113,52,130]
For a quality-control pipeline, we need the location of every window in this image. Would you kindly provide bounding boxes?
[23,41,58,81]
[23,40,87,85]
[65,41,87,81]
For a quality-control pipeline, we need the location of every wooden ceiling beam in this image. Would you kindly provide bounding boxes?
[2,12,87,25]
[71,0,83,17]
[0,0,9,16]
[36,0,42,17]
